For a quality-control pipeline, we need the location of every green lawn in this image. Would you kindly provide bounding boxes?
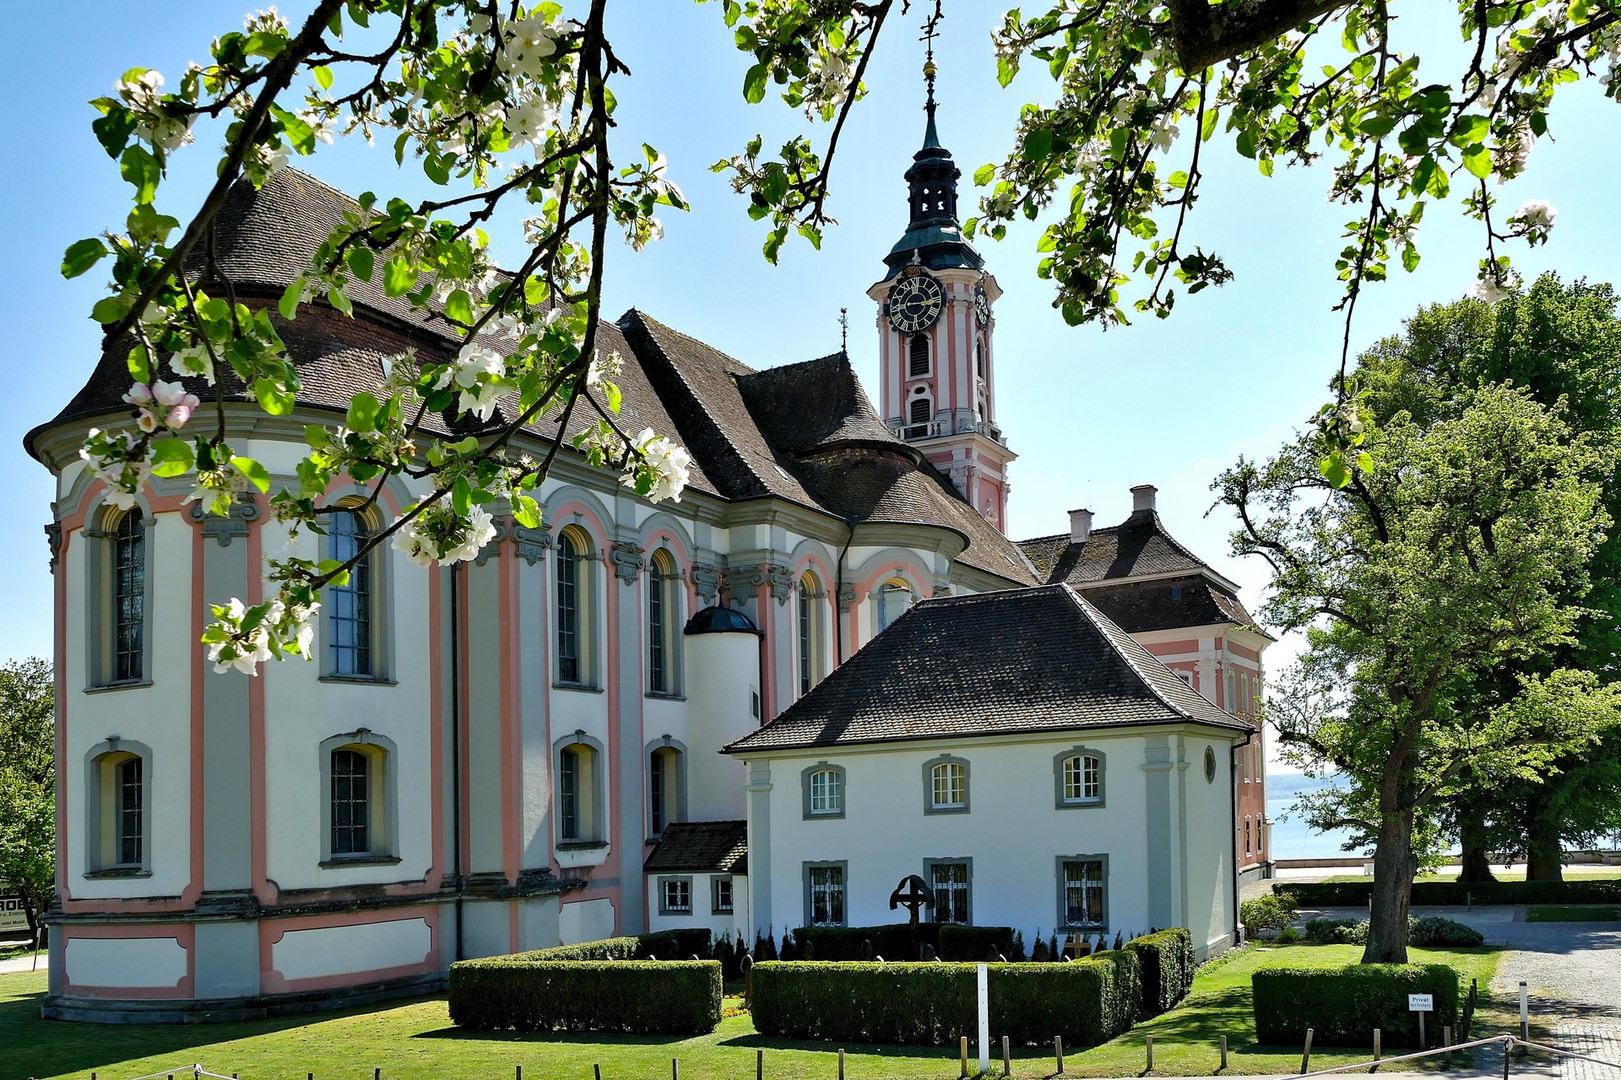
[1524,905,1621,922]
[0,945,1506,1080]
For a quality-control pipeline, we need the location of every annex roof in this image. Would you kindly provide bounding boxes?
[723,584,1250,755]
[642,819,749,875]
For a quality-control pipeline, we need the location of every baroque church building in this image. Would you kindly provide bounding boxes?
[28,102,1271,1020]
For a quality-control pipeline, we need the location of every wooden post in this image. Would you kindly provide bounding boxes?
[1444,1026,1452,1052]
[756,1050,764,1080]
[376,1069,382,1080]
[594,1065,602,1080]
[1372,1028,1381,1073]
[1055,1036,1064,1075]
[1145,1034,1154,1073]
[1219,1035,1228,1071]
[742,954,754,1007]
[1418,1012,1426,1051]
[671,1058,679,1080]
[1002,1035,1011,1077]
[1301,1028,1314,1074]
[839,1049,846,1080]
[961,1036,970,1078]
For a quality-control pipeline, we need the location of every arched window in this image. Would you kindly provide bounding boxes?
[801,762,846,818]
[112,510,145,683]
[1057,750,1104,807]
[798,572,822,696]
[975,337,986,379]
[86,742,151,874]
[648,549,680,695]
[908,334,930,377]
[648,743,684,836]
[908,396,931,426]
[875,579,914,633]
[1245,816,1253,857]
[326,510,376,677]
[317,735,397,863]
[556,527,594,686]
[924,755,969,814]
[557,737,603,844]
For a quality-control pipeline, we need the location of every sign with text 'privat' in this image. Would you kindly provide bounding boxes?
[1408,993,1434,1012]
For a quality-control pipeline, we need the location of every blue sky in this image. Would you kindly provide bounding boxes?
[2,2,1617,775]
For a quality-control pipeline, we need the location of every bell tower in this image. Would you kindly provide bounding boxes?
[869,33,1015,534]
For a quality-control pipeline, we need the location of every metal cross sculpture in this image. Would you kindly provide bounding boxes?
[888,874,935,929]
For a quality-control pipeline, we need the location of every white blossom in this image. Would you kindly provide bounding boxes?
[168,344,216,385]
[1148,116,1179,152]
[115,69,195,154]
[1514,198,1556,229]
[1469,270,1519,303]
[391,498,498,568]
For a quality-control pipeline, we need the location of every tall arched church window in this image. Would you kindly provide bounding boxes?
[875,579,914,633]
[976,337,986,379]
[112,511,145,682]
[556,527,595,686]
[908,334,930,377]
[648,744,683,836]
[798,572,822,696]
[330,748,371,856]
[647,549,681,695]
[326,510,375,677]
[557,738,602,843]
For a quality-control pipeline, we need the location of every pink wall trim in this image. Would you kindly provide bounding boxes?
[260,906,440,994]
[456,564,471,881]
[755,575,776,720]
[59,923,196,999]
[500,541,521,886]
[426,570,445,891]
[185,514,207,907]
[247,498,271,907]
[1143,640,1200,656]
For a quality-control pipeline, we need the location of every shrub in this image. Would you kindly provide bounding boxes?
[791,923,939,961]
[1303,918,1368,945]
[1409,916,1484,947]
[1242,895,1298,938]
[938,925,1020,961]
[495,928,712,963]
[751,957,1140,1047]
[1252,963,1460,1046]
[1127,929,1195,1017]
[1275,878,1621,907]
[448,959,721,1033]
[1276,927,1303,944]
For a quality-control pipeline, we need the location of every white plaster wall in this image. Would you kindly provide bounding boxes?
[559,897,615,944]
[518,556,552,870]
[746,733,1216,941]
[681,631,761,823]
[1186,736,1238,956]
[66,936,188,988]
[272,917,433,981]
[646,871,748,942]
[259,517,437,891]
[65,510,193,900]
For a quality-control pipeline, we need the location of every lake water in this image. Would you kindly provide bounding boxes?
[1266,772,1367,860]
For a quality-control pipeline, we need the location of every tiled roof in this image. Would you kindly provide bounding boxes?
[30,168,1036,588]
[723,584,1249,754]
[1019,509,1210,584]
[1082,575,1261,635]
[642,820,748,874]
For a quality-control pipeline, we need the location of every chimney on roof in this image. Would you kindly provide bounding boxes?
[1068,508,1094,545]
[1131,484,1158,513]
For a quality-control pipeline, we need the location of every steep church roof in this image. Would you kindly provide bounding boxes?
[30,168,1037,587]
[723,584,1250,754]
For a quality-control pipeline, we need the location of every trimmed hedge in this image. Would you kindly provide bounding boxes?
[448,959,721,1033]
[791,923,939,960]
[1252,964,1460,1047]
[491,928,712,963]
[1127,928,1196,1016]
[751,954,1140,1047]
[1275,878,1621,907]
[938,925,1021,961]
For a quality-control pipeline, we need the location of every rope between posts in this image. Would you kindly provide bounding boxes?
[117,1066,239,1080]
[1290,1034,1621,1078]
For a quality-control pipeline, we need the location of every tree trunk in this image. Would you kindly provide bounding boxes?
[1364,802,1417,964]
[1525,795,1565,882]
[1457,799,1497,884]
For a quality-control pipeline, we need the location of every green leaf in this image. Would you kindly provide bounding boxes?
[1359,115,1398,138]
[742,63,769,104]
[91,296,131,324]
[127,344,152,384]
[383,256,417,297]
[119,145,161,204]
[1021,127,1052,162]
[347,391,381,433]
[603,380,622,415]
[445,288,474,326]
[1461,142,1492,180]
[272,105,314,154]
[231,456,272,493]
[149,438,196,478]
[345,246,375,282]
[313,65,334,90]
[1320,451,1350,489]
[1200,108,1219,143]
[511,493,541,529]
[254,378,295,415]
[762,226,786,264]
[1235,128,1258,160]
[61,238,108,279]
[279,276,307,320]
[760,163,788,204]
[92,106,136,158]
[1356,451,1375,474]
[973,163,996,186]
[452,476,472,517]
[327,286,353,317]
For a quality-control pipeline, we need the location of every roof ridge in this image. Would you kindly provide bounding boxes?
[627,309,757,375]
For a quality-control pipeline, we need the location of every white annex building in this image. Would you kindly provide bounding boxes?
[27,100,1271,1020]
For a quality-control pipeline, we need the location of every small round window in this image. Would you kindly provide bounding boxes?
[1204,746,1217,783]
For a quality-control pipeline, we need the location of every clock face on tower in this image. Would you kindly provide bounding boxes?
[886,269,945,334]
[974,289,992,325]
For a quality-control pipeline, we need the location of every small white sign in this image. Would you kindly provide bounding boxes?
[1408,993,1434,1012]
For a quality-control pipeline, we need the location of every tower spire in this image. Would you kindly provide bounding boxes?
[921,9,941,149]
